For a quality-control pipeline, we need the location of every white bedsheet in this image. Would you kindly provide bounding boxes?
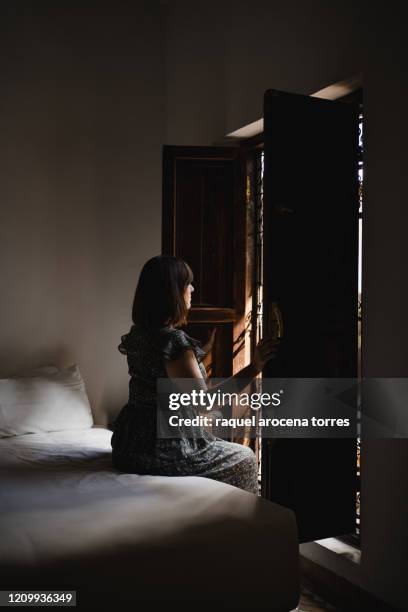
[0,427,299,610]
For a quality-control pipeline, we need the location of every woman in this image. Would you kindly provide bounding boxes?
[111,255,279,494]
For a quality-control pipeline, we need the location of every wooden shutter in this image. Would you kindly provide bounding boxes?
[162,146,246,377]
[262,90,359,542]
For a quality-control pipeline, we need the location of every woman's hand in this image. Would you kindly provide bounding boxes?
[202,327,217,354]
[252,336,280,375]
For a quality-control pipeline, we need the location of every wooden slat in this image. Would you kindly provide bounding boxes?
[187,307,236,324]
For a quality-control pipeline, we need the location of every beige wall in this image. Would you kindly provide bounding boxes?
[164,1,408,609]
[164,0,362,144]
[0,1,164,425]
[1,1,407,608]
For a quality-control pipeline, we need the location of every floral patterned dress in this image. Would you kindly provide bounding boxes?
[110,324,259,494]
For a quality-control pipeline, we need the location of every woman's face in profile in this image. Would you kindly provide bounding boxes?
[184,283,194,309]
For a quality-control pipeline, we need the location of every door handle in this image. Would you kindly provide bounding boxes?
[267,302,284,339]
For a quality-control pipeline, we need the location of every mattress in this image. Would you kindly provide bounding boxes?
[0,427,299,610]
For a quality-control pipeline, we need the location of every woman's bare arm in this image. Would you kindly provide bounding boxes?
[201,328,217,355]
[165,348,207,385]
[165,336,280,400]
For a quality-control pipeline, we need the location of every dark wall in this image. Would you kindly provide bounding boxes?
[0,1,164,424]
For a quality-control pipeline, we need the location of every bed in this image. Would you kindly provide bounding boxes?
[0,366,299,610]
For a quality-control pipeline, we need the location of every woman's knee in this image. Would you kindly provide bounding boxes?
[240,445,257,469]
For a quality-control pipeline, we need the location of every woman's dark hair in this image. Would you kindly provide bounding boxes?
[132,255,193,329]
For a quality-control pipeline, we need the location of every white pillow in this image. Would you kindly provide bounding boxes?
[9,365,60,378]
[0,364,94,438]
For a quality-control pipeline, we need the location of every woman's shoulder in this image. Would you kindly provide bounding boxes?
[156,326,187,351]
[118,325,205,362]
[118,324,152,355]
[158,327,206,362]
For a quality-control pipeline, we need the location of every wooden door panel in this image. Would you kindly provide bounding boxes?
[174,159,234,306]
[162,146,246,378]
[262,89,359,542]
